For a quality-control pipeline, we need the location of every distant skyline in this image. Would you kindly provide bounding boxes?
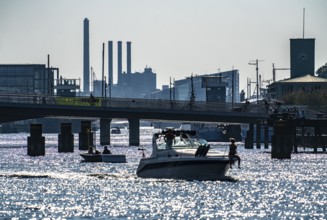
[1,0,326,95]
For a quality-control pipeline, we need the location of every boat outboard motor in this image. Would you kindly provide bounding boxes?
[202,144,210,157]
[195,145,204,157]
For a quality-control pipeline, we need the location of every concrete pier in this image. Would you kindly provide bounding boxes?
[256,122,261,149]
[58,123,74,152]
[264,124,269,149]
[271,120,292,159]
[128,118,140,146]
[27,124,45,156]
[245,123,254,149]
[100,118,111,145]
[79,120,93,150]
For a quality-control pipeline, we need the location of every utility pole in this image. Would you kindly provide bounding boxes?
[232,67,235,108]
[249,59,263,104]
[169,77,172,102]
[272,63,290,82]
[173,78,175,101]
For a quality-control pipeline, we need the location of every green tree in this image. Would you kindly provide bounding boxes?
[316,62,327,78]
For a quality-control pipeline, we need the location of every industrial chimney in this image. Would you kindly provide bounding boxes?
[127,41,131,75]
[117,41,122,85]
[83,18,90,93]
[108,41,113,88]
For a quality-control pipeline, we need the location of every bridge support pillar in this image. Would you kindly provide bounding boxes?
[79,120,93,150]
[256,122,261,149]
[58,123,74,152]
[100,118,111,145]
[245,123,254,149]
[27,124,45,156]
[264,124,269,149]
[271,120,292,159]
[128,118,140,146]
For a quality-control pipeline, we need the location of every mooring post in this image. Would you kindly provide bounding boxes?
[100,118,111,145]
[128,118,140,146]
[245,123,254,149]
[79,120,93,150]
[256,122,261,149]
[27,124,45,156]
[271,119,293,159]
[58,123,74,152]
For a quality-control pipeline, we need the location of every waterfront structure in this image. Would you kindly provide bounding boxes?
[0,64,56,95]
[267,74,327,100]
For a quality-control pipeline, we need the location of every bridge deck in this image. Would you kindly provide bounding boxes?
[0,94,268,124]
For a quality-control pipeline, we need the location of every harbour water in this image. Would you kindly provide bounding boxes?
[0,127,326,219]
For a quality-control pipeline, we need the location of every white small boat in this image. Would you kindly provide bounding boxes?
[136,130,230,180]
[111,127,121,134]
[101,154,126,163]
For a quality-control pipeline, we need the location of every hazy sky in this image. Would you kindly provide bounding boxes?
[1,0,326,94]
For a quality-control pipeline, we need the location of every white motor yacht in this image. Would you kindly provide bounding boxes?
[136,130,230,180]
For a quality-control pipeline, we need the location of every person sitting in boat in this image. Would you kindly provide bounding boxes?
[102,146,112,154]
[229,138,241,169]
[164,129,175,149]
[88,146,93,154]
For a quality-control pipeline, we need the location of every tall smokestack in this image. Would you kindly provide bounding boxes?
[117,41,122,85]
[108,41,113,90]
[83,18,90,93]
[127,41,131,74]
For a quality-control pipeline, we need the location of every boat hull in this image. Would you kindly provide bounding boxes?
[101,154,126,163]
[80,154,126,163]
[80,154,102,162]
[137,157,230,180]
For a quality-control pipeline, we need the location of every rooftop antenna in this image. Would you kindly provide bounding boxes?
[303,8,305,38]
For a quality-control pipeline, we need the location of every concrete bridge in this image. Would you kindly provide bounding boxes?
[0,94,268,145]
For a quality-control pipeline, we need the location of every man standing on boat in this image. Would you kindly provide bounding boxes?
[164,129,175,149]
[229,138,241,168]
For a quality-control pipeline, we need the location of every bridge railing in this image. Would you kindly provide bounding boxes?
[0,94,267,113]
[102,98,267,113]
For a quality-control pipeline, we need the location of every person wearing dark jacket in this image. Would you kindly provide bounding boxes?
[102,146,112,154]
[229,138,241,168]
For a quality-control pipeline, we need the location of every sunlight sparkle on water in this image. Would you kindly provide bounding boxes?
[0,129,326,219]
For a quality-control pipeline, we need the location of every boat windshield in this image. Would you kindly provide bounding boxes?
[156,134,208,151]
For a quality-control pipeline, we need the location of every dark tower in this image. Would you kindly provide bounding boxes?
[83,18,90,93]
[108,41,113,88]
[127,41,132,74]
[117,41,122,85]
[290,38,315,78]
